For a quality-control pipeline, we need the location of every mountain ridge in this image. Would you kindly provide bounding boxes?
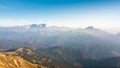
[0,24,118,34]
[0,52,39,68]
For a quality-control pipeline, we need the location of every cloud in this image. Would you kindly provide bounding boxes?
[0,5,8,9]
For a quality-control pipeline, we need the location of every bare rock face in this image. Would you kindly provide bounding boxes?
[0,53,40,68]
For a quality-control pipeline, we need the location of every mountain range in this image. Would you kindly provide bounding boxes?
[0,24,120,59]
[0,24,120,68]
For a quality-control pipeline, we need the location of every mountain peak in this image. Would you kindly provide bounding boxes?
[85,26,94,29]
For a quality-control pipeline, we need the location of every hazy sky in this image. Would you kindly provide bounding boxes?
[0,0,120,33]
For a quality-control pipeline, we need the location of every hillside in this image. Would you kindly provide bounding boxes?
[3,47,120,68]
[0,53,38,68]
[0,52,46,68]
[8,47,95,68]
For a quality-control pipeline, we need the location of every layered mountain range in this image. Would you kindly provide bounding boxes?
[0,24,120,58]
[0,24,120,68]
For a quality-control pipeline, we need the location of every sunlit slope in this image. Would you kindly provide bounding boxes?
[0,53,44,68]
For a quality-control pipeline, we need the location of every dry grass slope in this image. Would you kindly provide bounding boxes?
[0,53,46,68]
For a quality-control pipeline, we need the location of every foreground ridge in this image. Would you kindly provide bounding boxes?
[0,53,46,68]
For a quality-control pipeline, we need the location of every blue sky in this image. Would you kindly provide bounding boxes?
[0,0,120,33]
